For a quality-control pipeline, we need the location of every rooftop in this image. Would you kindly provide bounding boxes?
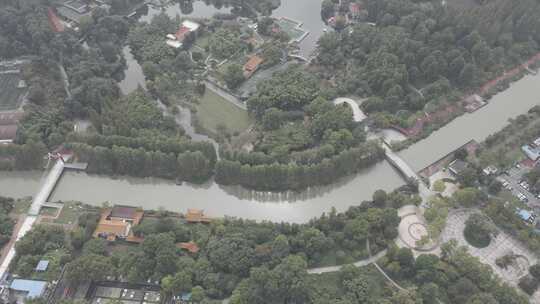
[244,55,263,72]
[448,159,468,175]
[0,124,18,142]
[110,205,139,219]
[10,279,47,298]
[182,20,200,31]
[35,260,49,272]
[93,206,144,242]
[518,209,533,221]
[0,111,24,125]
[522,144,540,161]
[177,242,200,253]
[185,209,211,223]
[534,137,540,147]
[63,0,88,14]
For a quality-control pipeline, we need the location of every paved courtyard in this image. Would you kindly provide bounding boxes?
[441,209,537,285]
[396,205,438,254]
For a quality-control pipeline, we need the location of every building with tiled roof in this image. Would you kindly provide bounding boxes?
[176,242,200,254]
[243,55,264,78]
[185,209,212,223]
[93,205,144,242]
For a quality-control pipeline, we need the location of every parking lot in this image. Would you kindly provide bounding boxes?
[497,166,540,208]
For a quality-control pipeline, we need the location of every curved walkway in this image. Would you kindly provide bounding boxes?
[333,97,367,122]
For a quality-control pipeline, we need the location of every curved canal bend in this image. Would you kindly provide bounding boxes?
[1,1,540,223]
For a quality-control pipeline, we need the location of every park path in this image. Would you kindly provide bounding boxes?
[333,97,367,122]
[204,80,247,110]
[307,248,387,274]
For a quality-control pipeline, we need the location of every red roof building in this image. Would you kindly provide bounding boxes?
[350,3,361,15]
[177,242,200,253]
[175,26,191,42]
[243,55,264,78]
[48,8,65,33]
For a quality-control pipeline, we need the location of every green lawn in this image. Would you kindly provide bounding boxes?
[12,198,31,214]
[196,89,252,134]
[54,201,97,225]
[39,206,59,217]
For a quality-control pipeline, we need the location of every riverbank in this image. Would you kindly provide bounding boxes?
[2,69,540,222]
[392,53,540,152]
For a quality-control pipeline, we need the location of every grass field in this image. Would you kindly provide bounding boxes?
[196,89,252,134]
[0,73,25,111]
[54,201,98,225]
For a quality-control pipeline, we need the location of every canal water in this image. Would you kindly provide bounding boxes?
[1,0,540,222]
[399,72,540,172]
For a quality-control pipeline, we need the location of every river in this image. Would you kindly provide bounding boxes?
[1,1,540,223]
[399,73,540,172]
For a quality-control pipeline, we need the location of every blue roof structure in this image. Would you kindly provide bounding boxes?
[35,260,49,272]
[181,292,192,301]
[521,145,540,161]
[10,279,47,298]
[519,209,532,221]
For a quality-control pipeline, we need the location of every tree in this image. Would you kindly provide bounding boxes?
[209,29,244,59]
[452,188,481,207]
[261,44,283,67]
[518,275,538,295]
[467,293,499,304]
[448,277,479,303]
[258,17,274,36]
[530,264,540,279]
[82,238,107,256]
[433,180,446,193]
[206,236,256,276]
[373,189,388,205]
[457,168,479,187]
[344,218,369,242]
[177,151,212,183]
[343,277,369,302]
[262,108,283,130]
[65,254,113,284]
[230,255,309,304]
[464,213,498,248]
[488,180,502,194]
[191,286,205,302]
[419,283,440,304]
[224,64,245,89]
[454,148,468,160]
[161,271,192,295]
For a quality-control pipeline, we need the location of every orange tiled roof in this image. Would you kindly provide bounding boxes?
[243,55,263,72]
[93,206,144,241]
[185,209,211,223]
[177,242,200,253]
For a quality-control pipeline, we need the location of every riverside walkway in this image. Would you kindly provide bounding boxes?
[0,157,68,279]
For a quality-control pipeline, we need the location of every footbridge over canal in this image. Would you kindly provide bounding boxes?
[381,143,419,182]
[0,156,87,279]
[380,142,434,204]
